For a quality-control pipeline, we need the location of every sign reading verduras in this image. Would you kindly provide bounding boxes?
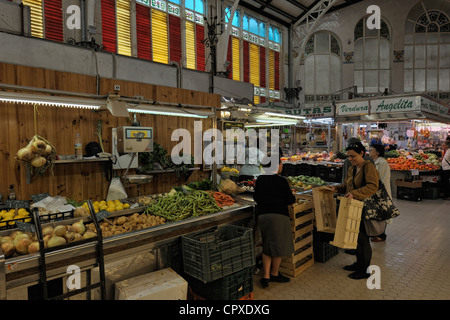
[336,100,370,116]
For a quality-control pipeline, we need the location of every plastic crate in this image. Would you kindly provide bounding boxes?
[330,197,364,250]
[281,163,297,177]
[422,186,439,200]
[315,166,329,181]
[182,225,255,283]
[314,241,339,263]
[328,166,343,183]
[296,163,314,176]
[186,266,254,300]
[397,186,423,201]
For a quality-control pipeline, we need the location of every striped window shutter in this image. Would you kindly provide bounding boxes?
[243,41,249,83]
[101,0,117,53]
[195,24,205,71]
[269,50,275,90]
[226,35,233,79]
[260,46,266,103]
[250,43,260,104]
[232,37,240,81]
[22,0,44,38]
[44,0,63,42]
[185,21,196,69]
[274,51,280,91]
[168,13,182,65]
[116,0,132,56]
[151,8,168,64]
[136,3,151,60]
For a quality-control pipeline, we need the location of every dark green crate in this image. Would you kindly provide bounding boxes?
[423,186,439,200]
[187,266,254,300]
[313,241,339,263]
[182,225,255,283]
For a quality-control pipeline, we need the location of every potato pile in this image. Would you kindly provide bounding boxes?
[86,213,165,238]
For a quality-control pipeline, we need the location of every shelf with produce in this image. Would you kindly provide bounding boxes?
[0,197,254,296]
[55,158,111,164]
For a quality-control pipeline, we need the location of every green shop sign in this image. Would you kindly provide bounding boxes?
[370,96,420,114]
[284,106,334,118]
[336,101,369,115]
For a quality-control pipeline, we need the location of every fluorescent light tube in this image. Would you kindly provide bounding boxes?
[264,112,306,119]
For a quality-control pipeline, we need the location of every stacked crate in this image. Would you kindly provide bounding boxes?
[181,225,255,300]
[279,195,315,277]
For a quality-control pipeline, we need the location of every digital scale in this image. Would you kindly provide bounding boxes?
[114,126,154,185]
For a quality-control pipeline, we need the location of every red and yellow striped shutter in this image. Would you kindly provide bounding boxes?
[136,4,151,60]
[232,37,240,81]
[116,0,132,56]
[101,0,117,53]
[22,0,44,38]
[168,5,182,65]
[185,20,196,69]
[44,0,63,42]
[250,43,260,104]
[151,8,168,64]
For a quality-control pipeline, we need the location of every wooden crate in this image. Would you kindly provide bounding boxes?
[280,199,315,277]
[312,188,337,233]
[330,197,364,250]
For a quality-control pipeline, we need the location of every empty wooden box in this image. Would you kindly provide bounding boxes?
[330,197,364,250]
[312,188,337,233]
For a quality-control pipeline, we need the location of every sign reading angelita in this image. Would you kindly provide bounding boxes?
[374,98,415,113]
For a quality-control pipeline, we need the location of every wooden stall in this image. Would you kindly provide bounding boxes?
[0,62,220,201]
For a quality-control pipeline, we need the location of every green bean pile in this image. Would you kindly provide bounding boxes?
[144,190,221,221]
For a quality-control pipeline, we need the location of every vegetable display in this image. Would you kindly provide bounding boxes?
[206,191,236,208]
[287,175,328,190]
[16,134,57,178]
[86,213,165,238]
[144,190,221,221]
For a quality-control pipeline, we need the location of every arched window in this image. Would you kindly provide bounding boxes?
[404,4,450,99]
[304,32,342,104]
[354,17,391,95]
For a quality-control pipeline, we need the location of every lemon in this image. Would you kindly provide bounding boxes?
[18,208,27,214]
[99,204,108,211]
[100,200,106,205]
[115,205,123,211]
[123,203,130,209]
[93,201,100,207]
[106,207,115,212]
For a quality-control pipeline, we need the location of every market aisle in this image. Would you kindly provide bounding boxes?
[253,199,450,300]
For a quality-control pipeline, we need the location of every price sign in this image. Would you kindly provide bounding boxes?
[410,169,419,176]
[95,210,111,222]
[30,193,50,203]
[5,200,30,209]
[16,221,36,233]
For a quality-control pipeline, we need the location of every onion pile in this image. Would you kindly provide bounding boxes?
[16,135,56,177]
[0,219,94,258]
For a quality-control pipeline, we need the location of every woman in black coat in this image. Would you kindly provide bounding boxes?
[253,155,296,288]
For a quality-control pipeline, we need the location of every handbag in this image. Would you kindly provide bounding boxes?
[352,164,400,221]
[363,219,387,237]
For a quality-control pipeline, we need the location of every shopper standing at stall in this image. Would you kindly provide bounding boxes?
[342,137,374,183]
[441,140,450,200]
[253,155,296,288]
[327,142,380,279]
[369,144,392,242]
[238,139,265,182]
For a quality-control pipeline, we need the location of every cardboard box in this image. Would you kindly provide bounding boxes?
[92,252,156,300]
[395,179,423,188]
[115,268,188,300]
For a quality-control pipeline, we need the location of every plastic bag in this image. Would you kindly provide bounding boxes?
[106,177,128,201]
[31,196,75,213]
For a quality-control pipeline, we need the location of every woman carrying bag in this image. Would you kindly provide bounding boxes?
[326,142,380,280]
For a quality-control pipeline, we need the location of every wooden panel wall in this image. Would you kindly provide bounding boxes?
[0,63,219,201]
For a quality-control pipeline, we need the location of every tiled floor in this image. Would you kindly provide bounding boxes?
[253,198,450,300]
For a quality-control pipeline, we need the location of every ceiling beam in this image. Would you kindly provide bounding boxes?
[286,0,309,11]
[238,1,292,27]
[251,0,297,22]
